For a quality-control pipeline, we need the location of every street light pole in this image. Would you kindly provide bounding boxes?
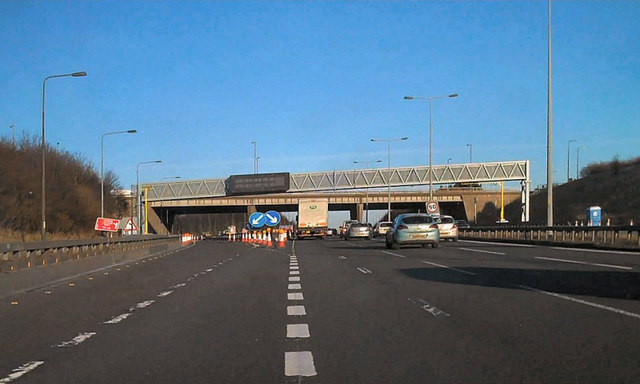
[256,156,261,173]
[101,130,137,218]
[371,137,408,222]
[567,139,577,182]
[353,159,382,223]
[251,141,257,174]
[404,93,458,200]
[466,143,473,163]
[447,158,452,164]
[41,71,86,240]
[136,160,162,232]
[546,0,554,227]
[9,125,15,147]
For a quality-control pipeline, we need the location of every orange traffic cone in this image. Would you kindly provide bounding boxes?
[267,230,273,248]
[278,229,285,248]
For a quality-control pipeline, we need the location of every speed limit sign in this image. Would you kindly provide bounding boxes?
[426,201,440,214]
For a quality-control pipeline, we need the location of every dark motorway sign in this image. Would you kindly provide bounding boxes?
[225,172,290,196]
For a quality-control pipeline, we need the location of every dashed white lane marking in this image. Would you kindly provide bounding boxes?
[458,247,506,256]
[534,256,633,270]
[290,270,300,275]
[422,260,477,276]
[288,284,302,290]
[551,247,640,255]
[0,361,44,383]
[56,332,96,348]
[287,305,307,316]
[285,351,317,377]
[103,313,132,324]
[170,283,187,289]
[129,300,155,311]
[290,262,299,265]
[289,276,301,282]
[158,290,174,297]
[408,297,450,317]
[460,240,535,248]
[338,255,347,260]
[290,266,299,270]
[288,292,304,300]
[287,324,310,338]
[206,268,213,272]
[519,285,640,319]
[356,267,372,274]
[382,250,405,258]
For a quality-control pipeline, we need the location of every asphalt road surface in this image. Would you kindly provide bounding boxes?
[1,237,639,383]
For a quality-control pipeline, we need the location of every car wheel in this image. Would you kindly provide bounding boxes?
[432,241,439,248]
[391,241,400,250]
[345,236,350,241]
[385,240,392,249]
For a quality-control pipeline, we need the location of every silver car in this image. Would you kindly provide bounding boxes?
[436,215,458,241]
[385,213,440,249]
[345,223,373,240]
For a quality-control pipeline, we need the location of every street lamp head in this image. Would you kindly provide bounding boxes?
[448,93,458,98]
[403,96,414,100]
[154,160,162,163]
[401,137,408,141]
[376,160,382,163]
[127,130,137,134]
[71,71,87,77]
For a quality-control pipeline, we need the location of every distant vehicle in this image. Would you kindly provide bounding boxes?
[345,223,373,240]
[296,198,329,239]
[455,219,470,229]
[385,213,439,249]
[437,215,458,241]
[326,228,337,236]
[373,221,393,237]
[339,220,358,237]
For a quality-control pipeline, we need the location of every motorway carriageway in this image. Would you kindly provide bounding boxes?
[0,237,639,383]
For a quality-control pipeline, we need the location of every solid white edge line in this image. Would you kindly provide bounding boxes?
[519,285,640,319]
[0,361,45,384]
[381,250,405,258]
[552,246,640,255]
[460,240,535,248]
[422,260,476,276]
[458,247,506,256]
[534,256,632,270]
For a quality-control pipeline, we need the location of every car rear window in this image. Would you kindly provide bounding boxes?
[401,216,432,224]
[441,217,455,224]
[380,223,392,227]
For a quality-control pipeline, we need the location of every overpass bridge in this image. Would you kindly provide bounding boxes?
[140,160,530,234]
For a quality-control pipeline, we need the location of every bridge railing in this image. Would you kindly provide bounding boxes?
[0,235,180,273]
[460,225,640,250]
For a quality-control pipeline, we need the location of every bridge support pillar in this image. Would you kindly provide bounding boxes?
[356,203,364,223]
[247,205,257,215]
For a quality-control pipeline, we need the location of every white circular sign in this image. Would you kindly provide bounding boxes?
[426,201,439,214]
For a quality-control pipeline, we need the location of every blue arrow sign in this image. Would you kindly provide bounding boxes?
[264,210,281,227]
[249,212,266,228]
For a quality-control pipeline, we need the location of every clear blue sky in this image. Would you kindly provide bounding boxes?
[1,1,638,190]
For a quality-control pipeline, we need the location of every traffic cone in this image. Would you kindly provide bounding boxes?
[267,229,273,247]
[278,229,285,248]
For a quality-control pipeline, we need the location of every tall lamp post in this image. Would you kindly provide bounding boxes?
[101,130,137,218]
[466,143,473,163]
[353,159,382,223]
[371,137,408,221]
[256,156,261,173]
[251,141,258,174]
[136,160,162,232]
[567,139,577,182]
[576,146,586,179]
[546,0,554,227]
[41,71,86,240]
[404,93,458,200]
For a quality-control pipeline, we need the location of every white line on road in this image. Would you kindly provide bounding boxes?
[129,300,155,311]
[287,324,310,338]
[288,292,304,300]
[422,260,477,276]
[534,256,633,270]
[0,361,44,383]
[551,246,640,255]
[158,290,174,297]
[460,240,535,248]
[289,276,301,282]
[356,267,372,274]
[206,268,213,272]
[458,247,506,255]
[284,351,317,377]
[287,305,307,316]
[290,266,299,270]
[170,283,186,288]
[338,255,346,260]
[103,313,132,324]
[290,270,300,275]
[408,297,450,317]
[288,283,302,290]
[382,250,405,258]
[56,332,96,348]
[519,285,640,320]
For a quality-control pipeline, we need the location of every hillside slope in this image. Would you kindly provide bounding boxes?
[506,157,640,225]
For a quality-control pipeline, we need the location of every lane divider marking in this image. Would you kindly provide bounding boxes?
[103,313,132,324]
[0,361,44,383]
[55,332,96,348]
[284,351,317,377]
[458,247,506,256]
[382,251,405,258]
[535,256,632,270]
[288,292,304,300]
[338,256,346,260]
[290,266,300,270]
[289,276,301,282]
[290,271,300,275]
[288,284,302,290]
[158,291,173,297]
[422,260,477,276]
[287,324,310,338]
[518,285,640,320]
[356,267,372,274]
[287,305,306,316]
[129,300,154,311]
[408,297,450,317]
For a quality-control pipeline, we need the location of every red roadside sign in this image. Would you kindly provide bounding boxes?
[95,217,121,232]
[426,201,440,214]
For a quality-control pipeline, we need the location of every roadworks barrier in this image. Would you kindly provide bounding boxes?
[0,235,185,299]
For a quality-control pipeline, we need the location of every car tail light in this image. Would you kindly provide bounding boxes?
[453,224,457,229]
[397,225,408,230]
[429,224,439,229]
